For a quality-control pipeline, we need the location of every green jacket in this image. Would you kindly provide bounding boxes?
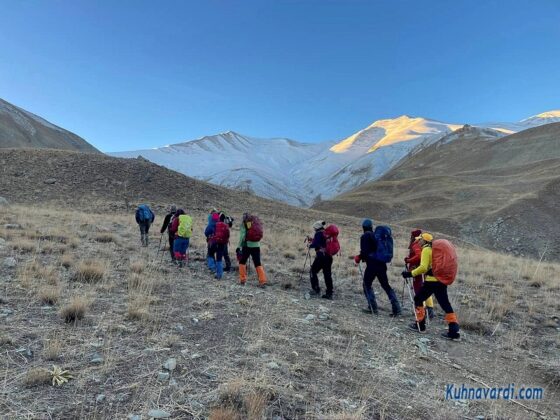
[238,221,260,248]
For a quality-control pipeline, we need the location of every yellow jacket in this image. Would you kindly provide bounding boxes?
[411,245,437,282]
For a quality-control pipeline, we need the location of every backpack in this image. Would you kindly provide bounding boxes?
[245,215,263,242]
[373,225,393,263]
[137,205,152,223]
[323,224,340,256]
[432,239,458,285]
[214,221,230,245]
[177,214,193,239]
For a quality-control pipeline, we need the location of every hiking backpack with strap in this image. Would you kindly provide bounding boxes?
[214,221,230,245]
[177,214,193,239]
[431,239,458,285]
[323,224,340,256]
[373,225,393,263]
[137,205,152,223]
[245,215,263,242]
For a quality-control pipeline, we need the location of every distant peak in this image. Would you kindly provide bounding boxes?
[521,110,560,122]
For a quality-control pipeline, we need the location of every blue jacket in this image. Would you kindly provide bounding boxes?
[309,230,326,253]
[204,220,216,238]
[359,230,378,261]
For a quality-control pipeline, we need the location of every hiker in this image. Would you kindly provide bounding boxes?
[238,213,267,287]
[204,211,220,272]
[135,204,155,247]
[170,209,192,267]
[405,229,435,319]
[307,220,334,300]
[354,219,401,316]
[219,212,234,272]
[401,233,461,340]
[160,205,177,261]
[213,215,231,279]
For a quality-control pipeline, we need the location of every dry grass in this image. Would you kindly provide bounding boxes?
[11,238,36,253]
[60,296,89,323]
[209,407,243,420]
[43,339,62,361]
[23,368,51,387]
[37,286,61,305]
[94,232,116,243]
[130,260,145,274]
[71,260,106,283]
[60,254,73,268]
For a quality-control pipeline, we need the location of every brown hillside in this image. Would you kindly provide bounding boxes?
[0,98,99,153]
[314,124,560,260]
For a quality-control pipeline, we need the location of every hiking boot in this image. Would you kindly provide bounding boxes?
[408,321,427,333]
[362,307,379,315]
[441,331,461,341]
[321,293,333,300]
[388,289,402,317]
[257,283,267,289]
[427,306,435,320]
[389,311,401,318]
[309,288,321,297]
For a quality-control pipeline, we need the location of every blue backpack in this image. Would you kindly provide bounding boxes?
[137,205,153,223]
[373,225,393,263]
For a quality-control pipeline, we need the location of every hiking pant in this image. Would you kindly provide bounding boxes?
[207,242,217,271]
[173,237,190,260]
[414,281,458,332]
[310,252,333,295]
[224,244,231,271]
[215,243,226,279]
[168,233,175,260]
[239,246,262,267]
[139,222,151,246]
[363,259,401,314]
[412,275,434,308]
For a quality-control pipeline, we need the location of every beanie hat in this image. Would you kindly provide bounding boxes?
[312,220,326,231]
[362,219,373,229]
[411,229,422,238]
[170,205,177,213]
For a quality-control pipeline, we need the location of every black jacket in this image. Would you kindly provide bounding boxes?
[359,230,377,261]
[160,212,174,234]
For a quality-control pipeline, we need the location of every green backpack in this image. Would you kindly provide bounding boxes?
[177,214,193,238]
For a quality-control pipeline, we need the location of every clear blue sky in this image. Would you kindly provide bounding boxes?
[1,0,559,152]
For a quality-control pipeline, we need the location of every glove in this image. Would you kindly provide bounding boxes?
[354,255,361,264]
[404,257,410,264]
[401,271,413,279]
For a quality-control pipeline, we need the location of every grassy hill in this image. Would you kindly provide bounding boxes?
[314,123,560,261]
[0,149,558,418]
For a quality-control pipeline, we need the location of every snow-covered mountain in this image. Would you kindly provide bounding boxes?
[112,110,559,207]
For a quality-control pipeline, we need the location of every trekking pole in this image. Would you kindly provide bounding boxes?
[298,247,311,283]
[156,233,163,258]
[405,277,422,332]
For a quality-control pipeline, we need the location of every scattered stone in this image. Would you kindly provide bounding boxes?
[304,314,315,321]
[291,299,299,304]
[147,409,171,419]
[4,223,22,230]
[96,394,106,403]
[175,324,184,332]
[16,347,33,358]
[3,257,17,268]
[157,371,170,381]
[163,358,176,371]
[319,313,329,321]
[415,338,429,355]
[0,238,6,247]
[91,353,104,364]
[191,317,199,325]
[169,378,178,387]
[304,292,311,300]
[267,361,280,370]
[190,353,202,360]
[0,197,9,207]
[128,415,141,420]
[44,178,57,185]
[404,378,418,388]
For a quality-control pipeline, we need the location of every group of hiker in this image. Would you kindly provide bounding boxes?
[135,204,460,341]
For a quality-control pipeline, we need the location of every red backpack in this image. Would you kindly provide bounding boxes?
[432,239,458,285]
[245,215,263,242]
[214,222,230,245]
[324,224,340,256]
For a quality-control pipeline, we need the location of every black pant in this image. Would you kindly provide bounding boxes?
[310,252,333,294]
[363,259,394,304]
[414,281,453,315]
[168,233,175,260]
[224,244,231,270]
[139,222,151,235]
[240,246,261,267]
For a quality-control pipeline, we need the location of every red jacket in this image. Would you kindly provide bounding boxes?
[170,217,179,238]
[405,240,422,269]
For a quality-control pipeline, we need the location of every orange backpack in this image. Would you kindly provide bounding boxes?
[432,239,458,285]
